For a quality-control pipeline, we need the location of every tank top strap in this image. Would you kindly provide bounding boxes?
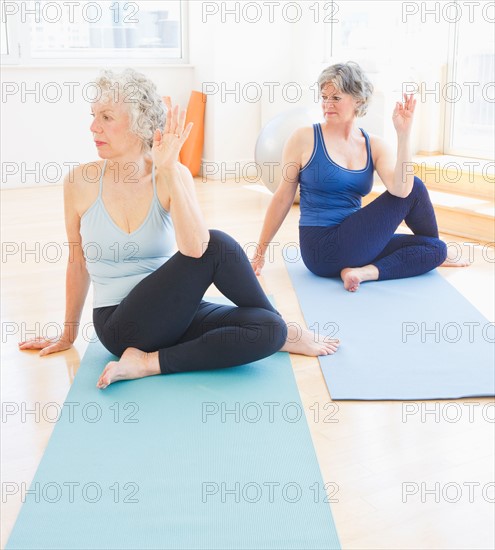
[98,160,107,198]
[314,123,323,149]
[359,128,372,161]
[151,160,159,200]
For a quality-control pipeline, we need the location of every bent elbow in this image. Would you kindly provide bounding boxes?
[197,231,211,257]
[180,247,206,259]
[189,249,206,259]
[181,234,210,259]
[392,188,412,199]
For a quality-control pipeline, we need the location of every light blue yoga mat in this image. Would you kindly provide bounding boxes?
[285,255,495,400]
[6,301,340,549]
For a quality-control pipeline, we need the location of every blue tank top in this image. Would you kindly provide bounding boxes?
[299,124,374,227]
[80,160,176,307]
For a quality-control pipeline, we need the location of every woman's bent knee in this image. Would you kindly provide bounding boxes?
[263,312,288,352]
[203,229,244,261]
[436,239,448,265]
[412,176,428,194]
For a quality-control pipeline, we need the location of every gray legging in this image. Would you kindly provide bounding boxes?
[93,230,287,374]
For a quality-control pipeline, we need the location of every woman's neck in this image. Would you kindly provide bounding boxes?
[321,120,358,141]
[106,152,152,182]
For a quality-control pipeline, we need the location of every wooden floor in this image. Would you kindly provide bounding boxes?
[1,180,494,549]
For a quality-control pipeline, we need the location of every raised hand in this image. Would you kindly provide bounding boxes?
[152,96,193,170]
[18,336,73,356]
[392,93,416,136]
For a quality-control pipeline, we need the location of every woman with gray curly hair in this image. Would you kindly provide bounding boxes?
[19,68,339,388]
[253,61,467,291]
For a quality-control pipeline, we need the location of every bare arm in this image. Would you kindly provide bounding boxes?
[252,128,303,275]
[19,170,90,355]
[157,163,210,257]
[373,94,417,198]
[153,99,210,258]
[61,171,91,345]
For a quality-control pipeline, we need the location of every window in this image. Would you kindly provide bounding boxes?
[444,6,494,159]
[1,0,20,62]
[1,7,8,55]
[1,0,186,64]
[323,1,426,75]
[324,0,492,159]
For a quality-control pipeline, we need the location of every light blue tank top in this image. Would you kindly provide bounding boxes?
[80,160,176,308]
[299,124,374,227]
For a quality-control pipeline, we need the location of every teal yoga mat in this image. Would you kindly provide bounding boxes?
[6,306,340,549]
[285,255,495,400]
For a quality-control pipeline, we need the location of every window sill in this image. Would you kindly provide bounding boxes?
[1,63,194,69]
[413,154,494,174]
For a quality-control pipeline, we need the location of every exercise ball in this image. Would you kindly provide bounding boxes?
[255,107,321,202]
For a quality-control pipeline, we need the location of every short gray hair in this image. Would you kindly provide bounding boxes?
[92,68,166,152]
[317,61,373,117]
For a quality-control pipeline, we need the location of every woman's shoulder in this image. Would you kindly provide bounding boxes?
[293,124,316,137]
[63,160,105,189]
[288,125,315,147]
[362,131,385,147]
[362,131,389,153]
[360,132,393,166]
[63,160,103,218]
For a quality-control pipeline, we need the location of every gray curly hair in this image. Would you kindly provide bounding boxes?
[92,68,166,152]
[317,61,373,117]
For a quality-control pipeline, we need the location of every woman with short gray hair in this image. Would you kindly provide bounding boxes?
[253,61,467,291]
[317,62,374,118]
[19,68,339,387]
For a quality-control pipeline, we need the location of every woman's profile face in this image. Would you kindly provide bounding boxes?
[320,83,359,122]
[90,98,142,159]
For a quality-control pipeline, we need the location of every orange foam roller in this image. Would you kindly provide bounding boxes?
[179,91,206,176]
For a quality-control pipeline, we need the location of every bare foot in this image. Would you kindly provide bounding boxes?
[440,244,471,267]
[340,268,361,292]
[340,264,379,292]
[280,326,340,356]
[96,347,160,389]
[440,257,470,267]
[440,255,471,267]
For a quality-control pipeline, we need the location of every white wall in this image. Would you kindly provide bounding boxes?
[187,0,451,180]
[1,1,452,189]
[1,65,193,188]
[188,0,296,179]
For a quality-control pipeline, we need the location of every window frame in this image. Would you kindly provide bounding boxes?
[443,8,493,160]
[1,0,188,66]
[323,0,492,160]
[1,0,21,64]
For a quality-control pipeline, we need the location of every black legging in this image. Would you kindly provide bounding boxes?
[93,230,287,374]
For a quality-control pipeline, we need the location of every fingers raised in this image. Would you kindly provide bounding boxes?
[179,121,194,145]
[152,129,162,148]
[170,105,179,134]
[177,108,187,134]
[402,93,417,112]
[162,96,189,137]
[164,96,172,112]
[163,96,172,133]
